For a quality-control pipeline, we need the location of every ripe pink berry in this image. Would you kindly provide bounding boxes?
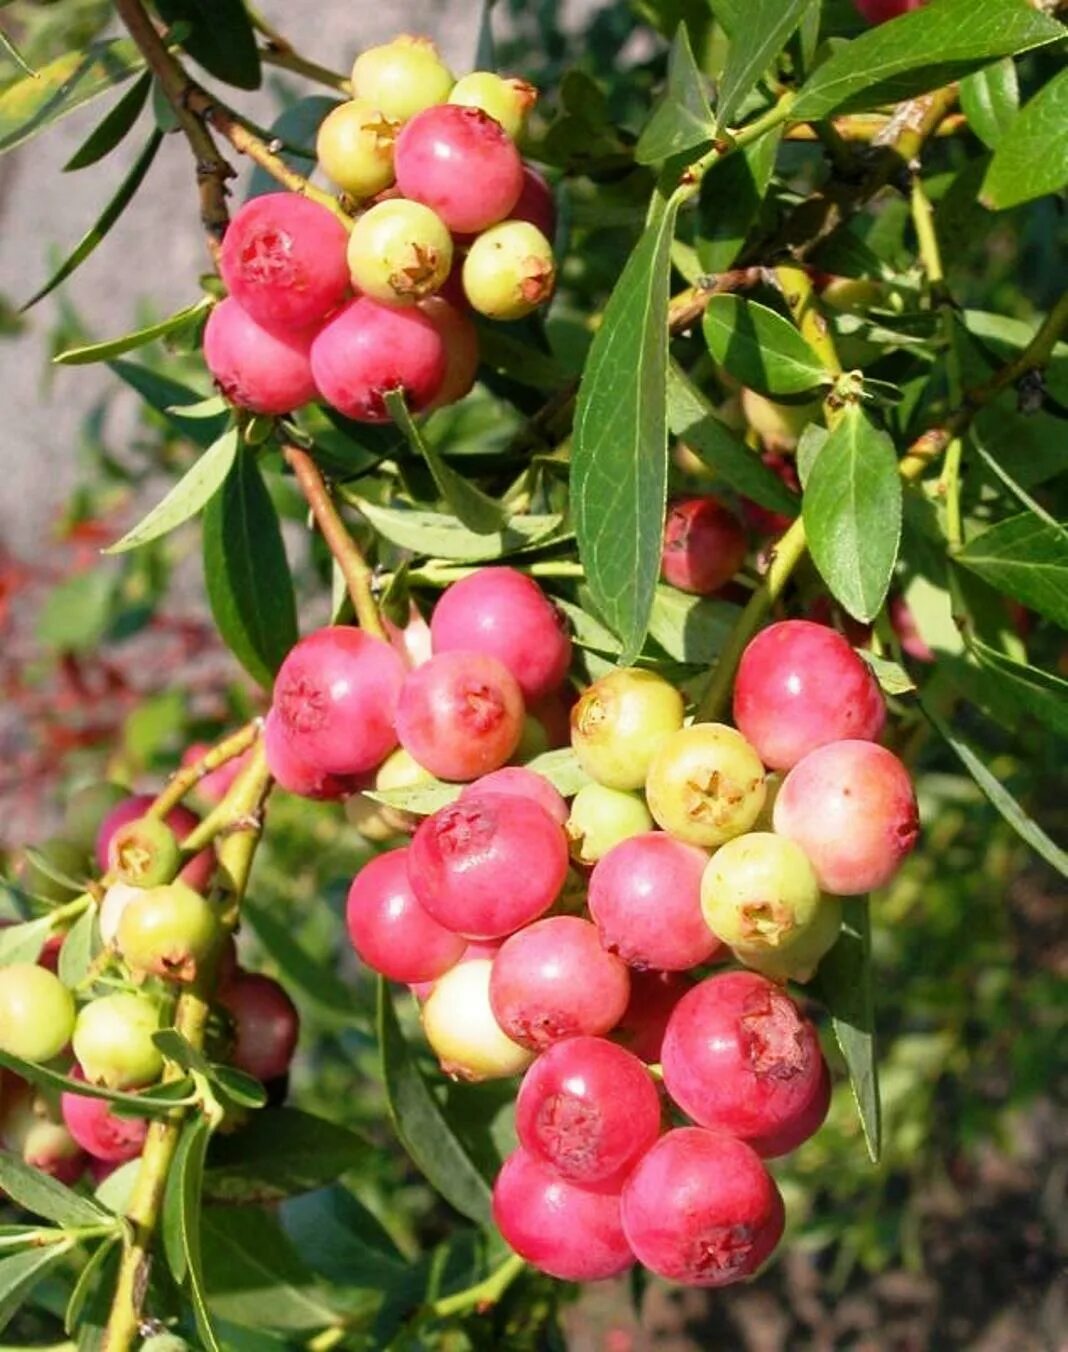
[853,0,925,21]
[263,709,361,801]
[272,626,406,777]
[588,833,724,971]
[661,497,748,596]
[218,972,299,1082]
[61,1070,148,1163]
[515,1036,661,1184]
[489,916,630,1051]
[395,651,525,781]
[394,105,524,234]
[419,295,480,408]
[430,567,571,703]
[493,1147,634,1281]
[219,193,349,333]
[511,163,556,242]
[310,296,446,423]
[203,298,318,415]
[661,971,826,1152]
[733,620,886,771]
[460,766,568,825]
[408,792,568,938]
[346,846,466,983]
[96,795,214,893]
[773,740,919,894]
[748,1059,831,1158]
[613,970,691,1064]
[621,1127,784,1286]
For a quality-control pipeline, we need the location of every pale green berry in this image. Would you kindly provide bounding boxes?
[116,881,222,984]
[316,98,398,199]
[347,198,453,304]
[73,993,163,1089]
[645,724,766,848]
[422,959,533,1081]
[461,220,555,321]
[0,965,75,1063]
[567,783,654,866]
[351,36,455,125]
[448,72,536,140]
[571,668,685,791]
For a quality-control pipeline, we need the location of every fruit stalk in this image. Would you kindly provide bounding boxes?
[282,445,388,640]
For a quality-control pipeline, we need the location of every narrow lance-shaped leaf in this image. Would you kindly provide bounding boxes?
[716,0,813,126]
[791,0,1064,120]
[954,511,1068,630]
[802,404,901,623]
[247,97,338,200]
[105,425,238,555]
[572,197,680,664]
[0,1048,195,1115]
[703,294,832,397]
[635,24,715,165]
[156,0,261,90]
[0,29,36,78]
[0,1154,114,1229]
[696,127,782,274]
[62,69,152,172]
[0,1243,76,1335]
[54,296,212,366]
[21,129,163,311]
[351,496,563,562]
[981,66,1068,211]
[384,391,508,535]
[958,58,1019,152]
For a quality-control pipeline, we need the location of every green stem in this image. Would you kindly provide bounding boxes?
[431,1253,526,1318]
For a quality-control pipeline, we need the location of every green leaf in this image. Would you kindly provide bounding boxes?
[716,0,813,126]
[281,1186,407,1290]
[954,511,1068,630]
[647,585,740,664]
[153,1029,213,1079]
[212,1065,269,1111]
[202,451,299,688]
[0,1048,193,1116]
[703,295,831,396]
[572,198,680,664]
[164,1117,221,1351]
[241,896,361,1025]
[65,1236,119,1336]
[0,915,52,967]
[156,0,261,90]
[695,127,782,274]
[969,427,1063,531]
[796,423,829,488]
[522,747,594,798]
[110,359,228,448]
[247,97,337,200]
[0,29,36,78]
[62,70,152,172]
[21,129,163,310]
[204,1108,376,1204]
[54,296,211,365]
[365,781,461,815]
[0,1154,113,1229]
[377,979,494,1226]
[0,1242,75,1335]
[812,899,881,1163]
[966,633,1068,703]
[665,360,800,514]
[384,392,507,535]
[104,426,238,554]
[803,405,901,622]
[352,497,563,562]
[958,58,1019,151]
[37,568,116,652]
[981,66,1068,210]
[0,38,143,156]
[857,650,915,697]
[792,0,1064,120]
[57,906,98,988]
[471,321,570,390]
[635,24,715,164]
[922,698,1068,879]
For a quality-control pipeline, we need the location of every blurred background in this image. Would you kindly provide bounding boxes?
[1,2,1065,1348]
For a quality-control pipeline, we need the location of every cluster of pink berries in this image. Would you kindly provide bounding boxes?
[263,560,918,1287]
[0,790,297,1186]
[203,35,555,422]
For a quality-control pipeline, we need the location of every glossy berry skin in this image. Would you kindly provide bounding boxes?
[263,709,360,802]
[73,993,163,1089]
[493,1148,634,1281]
[350,36,454,125]
[420,296,480,408]
[62,1071,148,1163]
[218,973,299,1082]
[448,72,536,140]
[395,651,524,781]
[346,199,453,305]
[97,795,214,893]
[661,971,826,1153]
[661,497,748,596]
[430,567,571,703]
[394,105,523,234]
[489,916,630,1051]
[613,970,691,1063]
[346,847,466,983]
[749,1059,831,1158]
[733,620,886,771]
[854,0,925,21]
[219,194,349,334]
[700,833,841,984]
[311,296,446,423]
[272,626,406,778]
[108,817,181,889]
[462,221,555,321]
[773,740,919,895]
[408,793,568,938]
[422,958,533,1080]
[566,783,653,867]
[203,298,318,416]
[589,833,723,972]
[646,724,766,848]
[621,1127,784,1286]
[316,98,398,198]
[0,965,75,1062]
[460,766,568,825]
[116,881,221,985]
[571,668,685,791]
[515,1036,661,1184]
[511,164,556,242]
